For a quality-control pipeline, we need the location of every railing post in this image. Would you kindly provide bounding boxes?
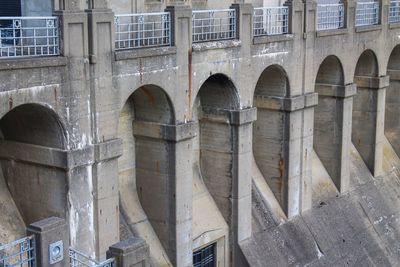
[107,238,150,267]
[27,217,69,267]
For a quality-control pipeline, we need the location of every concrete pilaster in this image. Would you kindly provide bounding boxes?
[314,83,356,192]
[353,75,388,177]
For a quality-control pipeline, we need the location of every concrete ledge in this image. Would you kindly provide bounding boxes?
[0,56,67,71]
[305,92,318,107]
[387,69,400,80]
[354,75,389,89]
[230,108,257,125]
[389,22,400,29]
[114,46,177,61]
[201,107,257,125]
[133,121,197,142]
[316,28,348,37]
[254,95,305,111]
[315,83,357,98]
[355,24,382,33]
[192,39,241,52]
[253,34,294,45]
[93,139,123,162]
[0,140,93,170]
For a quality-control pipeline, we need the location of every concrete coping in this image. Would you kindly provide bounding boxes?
[93,138,123,162]
[355,24,382,33]
[253,34,294,45]
[133,121,197,142]
[389,22,400,29]
[115,46,177,61]
[27,217,66,233]
[192,39,242,52]
[108,237,148,255]
[315,83,357,98]
[201,107,257,125]
[387,69,400,81]
[0,56,67,71]
[254,92,318,111]
[316,28,348,38]
[354,75,390,89]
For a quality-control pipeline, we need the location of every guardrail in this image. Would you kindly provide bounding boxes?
[355,1,379,26]
[192,9,236,43]
[316,3,345,30]
[0,16,59,58]
[389,0,400,23]
[0,235,36,266]
[253,7,289,36]
[115,12,171,50]
[69,248,116,267]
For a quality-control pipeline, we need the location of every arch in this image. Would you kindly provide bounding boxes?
[255,64,290,97]
[313,56,345,199]
[117,84,175,266]
[252,65,290,215]
[355,50,379,77]
[0,103,67,149]
[197,73,240,110]
[0,103,67,231]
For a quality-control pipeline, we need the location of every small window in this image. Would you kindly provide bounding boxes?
[193,243,216,267]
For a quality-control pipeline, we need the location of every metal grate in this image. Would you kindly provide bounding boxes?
[0,17,59,58]
[253,7,289,36]
[192,9,236,43]
[389,0,400,23]
[0,235,36,267]
[316,3,345,30]
[355,1,379,26]
[69,248,116,267]
[193,243,215,267]
[115,12,171,50]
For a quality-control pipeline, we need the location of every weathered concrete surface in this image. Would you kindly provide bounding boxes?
[242,138,400,266]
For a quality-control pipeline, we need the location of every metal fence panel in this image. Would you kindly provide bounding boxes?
[115,12,171,50]
[69,248,115,267]
[355,1,379,26]
[0,235,36,267]
[389,0,400,23]
[0,16,59,58]
[316,3,345,30]
[192,9,236,43]
[253,7,289,36]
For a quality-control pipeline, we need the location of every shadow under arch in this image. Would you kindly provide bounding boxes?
[0,103,68,244]
[252,64,291,215]
[313,55,345,202]
[117,84,175,266]
[352,49,382,177]
[385,45,400,156]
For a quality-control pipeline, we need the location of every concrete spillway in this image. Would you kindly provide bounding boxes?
[242,137,400,266]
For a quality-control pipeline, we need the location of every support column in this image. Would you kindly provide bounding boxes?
[353,75,388,177]
[133,121,196,267]
[314,83,356,192]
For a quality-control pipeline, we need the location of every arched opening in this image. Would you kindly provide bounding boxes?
[385,45,400,154]
[252,65,290,215]
[192,74,240,266]
[117,85,174,266]
[352,50,382,176]
[313,56,344,200]
[0,104,67,244]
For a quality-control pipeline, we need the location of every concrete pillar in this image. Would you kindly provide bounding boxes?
[254,94,316,218]
[133,121,197,267]
[385,70,400,154]
[230,3,252,57]
[353,75,389,177]
[27,217,69,267]
[107,238,150,267]
[314,83,356,192]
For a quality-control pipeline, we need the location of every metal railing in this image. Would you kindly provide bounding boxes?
[0,17,59,58]
[69,248,116,267]
[0,235,36,267]
[355,1,380,26]
[316,3,345,30]
[389,0,400,23]
[115,12,171,50]
[253,7,289,36]
[192,9,236,43]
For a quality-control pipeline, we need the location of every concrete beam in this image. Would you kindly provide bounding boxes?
[133,121,197,142]
[354,75,390,89]
[316,83,357,98]
[254,93,318,112]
